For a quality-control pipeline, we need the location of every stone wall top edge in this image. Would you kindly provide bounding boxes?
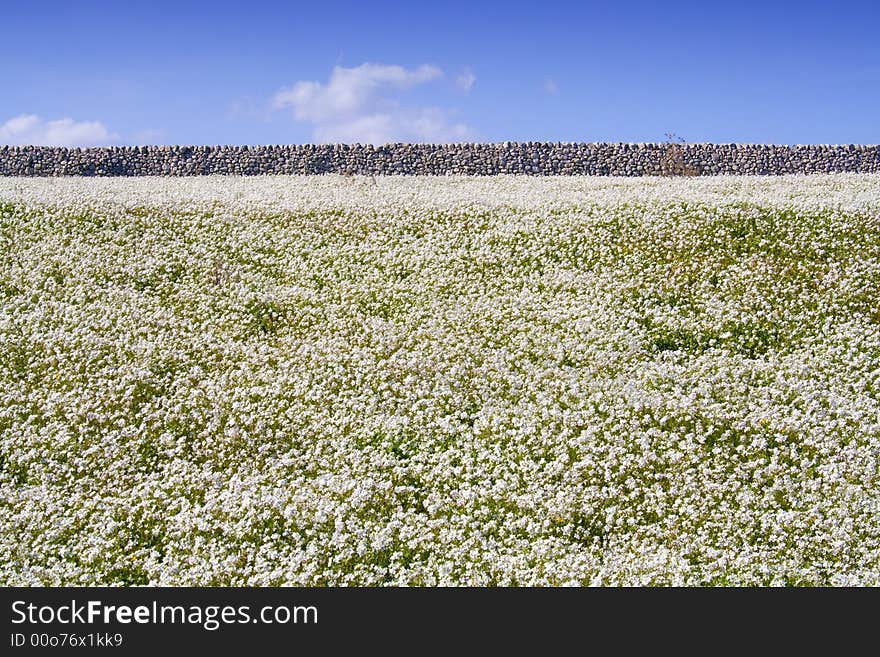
[1,142,879,150]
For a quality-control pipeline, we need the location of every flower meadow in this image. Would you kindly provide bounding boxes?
[1,173,879,586]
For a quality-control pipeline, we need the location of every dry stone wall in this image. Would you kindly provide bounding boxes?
[1,143,878,176]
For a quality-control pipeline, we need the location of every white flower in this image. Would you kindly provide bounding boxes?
[0,173,878,586]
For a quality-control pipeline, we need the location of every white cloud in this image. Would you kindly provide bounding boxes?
[313,108,471,145]
[456,67,476,92]
[271,63,474,144]
[273,63,442,121]
[0,114,118,146]
[544,79,559,95]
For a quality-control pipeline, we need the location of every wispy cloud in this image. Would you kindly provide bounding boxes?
[227,96,272,122]
[271,63,474,144]
[129,129,168,145]
[456,67,476,92]
[0,114,118,146]
[544,79,559,95]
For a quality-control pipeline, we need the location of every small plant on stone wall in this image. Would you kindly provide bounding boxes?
[659,132,701,177]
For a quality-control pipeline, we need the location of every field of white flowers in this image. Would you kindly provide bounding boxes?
[1,174,879,585]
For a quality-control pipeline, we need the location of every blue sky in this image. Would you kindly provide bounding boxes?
[2,0,878,145]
